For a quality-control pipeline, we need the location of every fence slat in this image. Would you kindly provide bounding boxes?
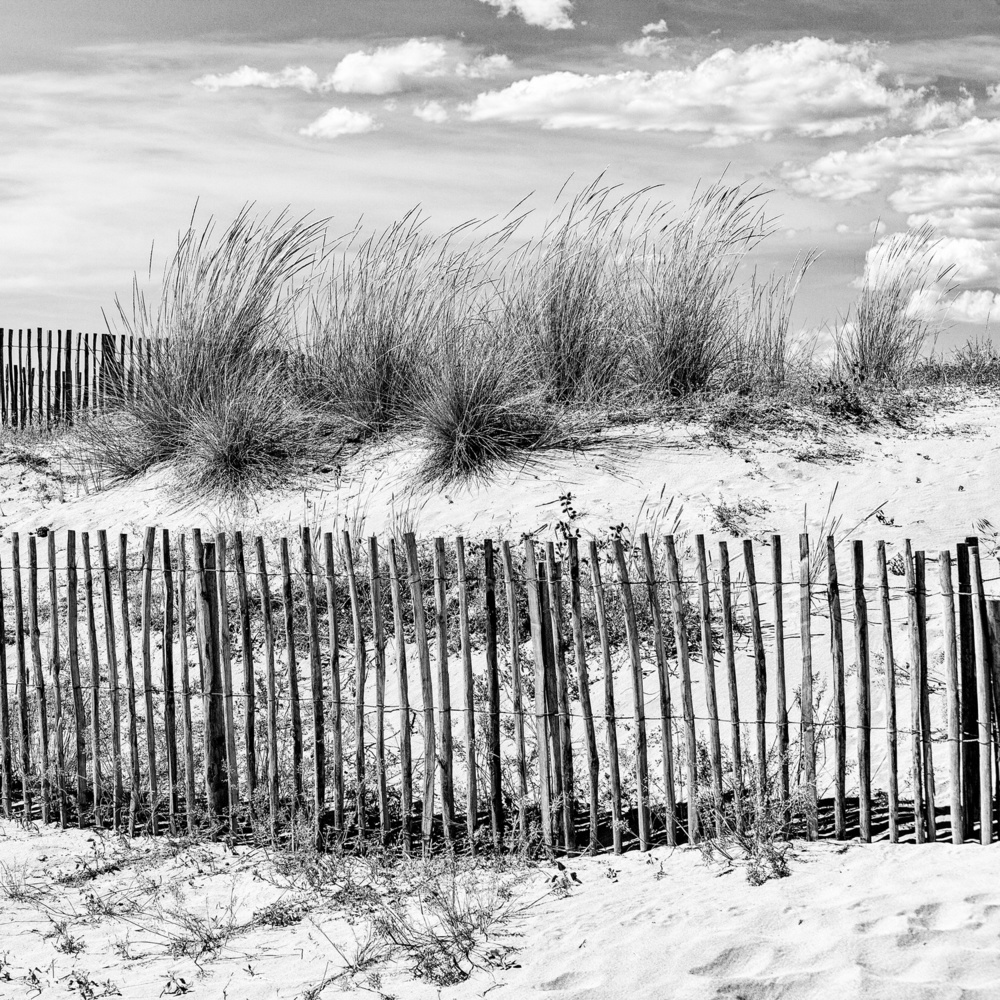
[323,533,344,833]
[502,541,529,847]
[455,537,478,851]
[640,533,676,847]
[568,537,599,853]
[545,548,574,853]
[771,534,789,819]
[12,535,32,818]
[957,543,979,841]
[81,535,102,826]
[368,537,389,843]
[970,545,992,845]
[46,532,67,828]
[916,551,935,836]
[0,546,12,817]
[853,540,872,842]
[97,531,123,827]
[613,539,650,852]
[876,541,899,843]
[302,527,325,848]
[254,537,279,844]
[233,533,256,800]
[387,539,412,852]
[719,542,743,832]
[161,530,179,834]
[279,537,303,809]
[798,535,817,839]
[197,539,228,823]
[66,531,88,826]
[484,539,503,849]
[940,550,962,845]
[904,541,926,843]
[140,527,159,833]
[214,534,239,831]
[118,535,141,836]
[177,535,196,835]
[404,532,436,852]
[744,540,768,814]
[342,532,367,835]
[432,537,455,846]
[696,536,723,838]
[827,537,847,839]
[28,535,51,825]
[523,539,553,851]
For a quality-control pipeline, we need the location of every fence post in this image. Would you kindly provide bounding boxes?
[28,535,52,825]
[744,539,768,813]
[957,543,979,840]
[0,547,11,818]
[970,545,992,844]
[118,535,141,837]
[455,537,478,852]
[502,541,529,848]
[140,527,159,833]
[696,535,724,838]
[161,530,179,835]
[12,534,32,819]
[852,540,872,842]
[197,541,228,825]
[771,534,789,822]
[323,533,344,834]
[876,541,899,843]
[798,534,817,839]
[484,539,504,849]
[342,533,367,835]
[545,547,574,853]
[664,536,698,842]
[387,539,412,853]
[404,533,436,853]
[97,531,123,828]
[279,537,303,809]
[523,539,553,852]
[367,537,389,844]
[254,537,279,845]
[940,551,963,844]
[826,537,847,838]
[233,533,256,802]
[613,539,651,851]
[905,542,926,842]
[45,532,67,828]
[302,527,326,849]
[432,537,455,847]
[66,531,88,825]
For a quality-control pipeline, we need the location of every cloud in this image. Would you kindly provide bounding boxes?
[414,100,449,123]
[456,54,513,78]
[461,37,963,142]
[299,107,379,138]
[478,0,574,31]
[909,287,1000,324]
[193,65,320,92]
[328,39,448,95]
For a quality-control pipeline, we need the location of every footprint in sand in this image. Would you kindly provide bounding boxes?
[690,943,776,979]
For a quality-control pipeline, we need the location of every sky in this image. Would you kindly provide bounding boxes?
[3,0,1000,345]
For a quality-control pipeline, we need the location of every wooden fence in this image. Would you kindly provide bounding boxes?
[0,328,148,427]
[0,527,998,855]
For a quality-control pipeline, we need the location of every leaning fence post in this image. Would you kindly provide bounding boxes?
[970,545,992,845]
[876,541,900,843]
[940,550,962,845]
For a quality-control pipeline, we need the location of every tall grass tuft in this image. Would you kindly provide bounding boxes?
[835,224,954,383]
[418,328,556,483]
[79,206,329,492]
[629,181,773,397]
[303,210,503,439]
[502,177,666,405]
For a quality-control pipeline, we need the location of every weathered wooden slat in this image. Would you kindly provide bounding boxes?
[484,539,504,849]
[323,533,344,833]
[827,538,847,838]
[432,537,455,845]
[301,527,326,848]
[279,537,303,808]
[139,527,159,833]
[455,537,478,852]
[940,550,963,845]
[368,536,390,844]
[387,539,412,852]
[254,537,280,844]
[501,541,529,846]
[28,535,52,825]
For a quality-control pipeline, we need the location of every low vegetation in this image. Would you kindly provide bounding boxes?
[50,173,993,497]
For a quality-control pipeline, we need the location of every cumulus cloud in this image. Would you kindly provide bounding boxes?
[461,38,964,142]
[299,107,379,138]
[456,54,513,78]
[478,0,574,31]
[328,39,448,94]
[194,65,320,92]
[622,19,670,58]
[414,100,449,123]
[909,288,1000,324]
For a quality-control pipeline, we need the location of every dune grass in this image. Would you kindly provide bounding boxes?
[71,177,990,496]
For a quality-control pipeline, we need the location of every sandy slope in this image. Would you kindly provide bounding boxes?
[1,395,997,556]
[0,822,999,1000]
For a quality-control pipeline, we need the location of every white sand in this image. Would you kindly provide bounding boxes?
[0,822,999,999]
[2,394,997,553]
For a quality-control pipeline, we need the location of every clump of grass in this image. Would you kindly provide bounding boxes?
[418,329,557,483]
[303,210,497,439]
[629,180,773,397]
[77,206,330,494]
[835,224,954,384]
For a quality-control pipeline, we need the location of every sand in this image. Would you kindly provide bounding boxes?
[1,393,999,998]
[0,821,999,999]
